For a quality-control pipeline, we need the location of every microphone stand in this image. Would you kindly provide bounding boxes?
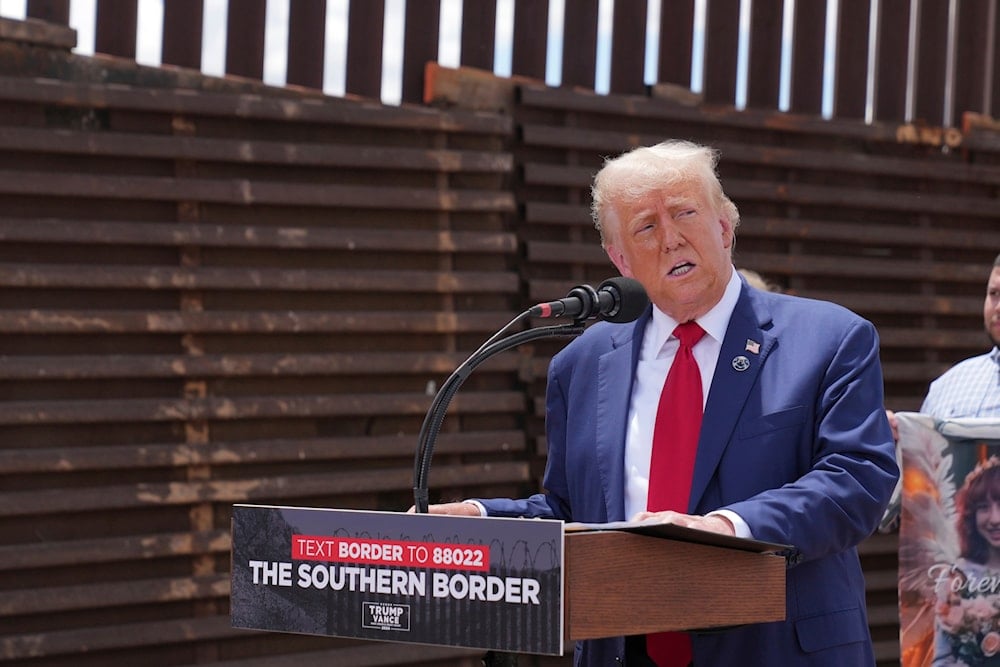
[413,276,647,512]
[411,314,584,667]
[412,312,585,514]
[407,281,645,664]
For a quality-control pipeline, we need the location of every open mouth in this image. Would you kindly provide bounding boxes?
[669,262,695,277]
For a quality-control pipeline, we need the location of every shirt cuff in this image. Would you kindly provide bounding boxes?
[464,499,487,516]
[708,509,752,539]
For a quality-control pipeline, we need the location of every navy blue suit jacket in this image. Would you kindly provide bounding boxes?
[478,281,898,666]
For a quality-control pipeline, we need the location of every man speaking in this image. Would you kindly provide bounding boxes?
[427,140,898,666]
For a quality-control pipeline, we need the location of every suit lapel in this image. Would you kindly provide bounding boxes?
[688,288,775,511]
[595,310,648,522]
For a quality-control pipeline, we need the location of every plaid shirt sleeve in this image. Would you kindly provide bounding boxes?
[920,348,1000,418]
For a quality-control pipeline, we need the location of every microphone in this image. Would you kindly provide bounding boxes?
[413,277,648,514]
[528,276,649,323]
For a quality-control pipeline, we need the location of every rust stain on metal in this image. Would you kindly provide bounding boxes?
[895,123,963,148]
[237,180,254,203]
[134,479,262,505]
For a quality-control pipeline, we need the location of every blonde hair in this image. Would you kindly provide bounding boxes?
[590,140,740,247]
[738,268,781,293]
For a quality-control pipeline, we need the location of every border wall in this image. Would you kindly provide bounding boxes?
[1,14,999,667]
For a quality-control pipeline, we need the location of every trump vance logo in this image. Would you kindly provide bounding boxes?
[362,601,410,632]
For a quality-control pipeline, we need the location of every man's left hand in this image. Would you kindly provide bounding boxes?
[630,510,736,536]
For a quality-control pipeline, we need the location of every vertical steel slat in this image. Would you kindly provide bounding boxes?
[788,0,826,115]
[833,0,872,119]
[401,0,441,103]
[162,0,204,70]
[345,0,386,100]
[287,0,327,90]
[702,0,739,106]
[951,0,992,120]
[461,0,497,71]
[511,0,549,81]
[95,0,137,58]
[991,3,1000,118]
[656,0,696,88]
[609,0,647,95]
[746,0,784,110]
[873,0,912,123]
[224,0,267,81]
[25,0,70,24]
[561,0,599,89]
[913,0,949,126]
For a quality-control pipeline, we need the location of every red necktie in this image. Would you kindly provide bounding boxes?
[646,321,705,667]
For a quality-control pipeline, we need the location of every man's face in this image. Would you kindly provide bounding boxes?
[603,180,734,322]
[985,267,1000,347]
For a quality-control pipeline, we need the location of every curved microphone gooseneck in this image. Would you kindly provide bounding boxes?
[412,277,649,513]
[412,316,584,513]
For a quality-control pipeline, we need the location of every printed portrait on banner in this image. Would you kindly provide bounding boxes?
[897,413,1000,667]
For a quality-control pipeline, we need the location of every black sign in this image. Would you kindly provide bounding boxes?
[230,504,564,655]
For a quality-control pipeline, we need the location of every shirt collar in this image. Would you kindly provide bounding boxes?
[647,267,742,356]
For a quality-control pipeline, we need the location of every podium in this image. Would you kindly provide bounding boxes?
[563,529,786,641]
[230,505,787,656]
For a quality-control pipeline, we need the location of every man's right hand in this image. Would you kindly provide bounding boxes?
[406,502,483,516]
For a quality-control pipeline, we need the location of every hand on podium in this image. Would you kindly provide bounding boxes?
[407,501,483,516]
[630,510,735,536]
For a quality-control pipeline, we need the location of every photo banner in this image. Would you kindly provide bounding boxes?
[896,413,1000,667]
[230,504,564,655]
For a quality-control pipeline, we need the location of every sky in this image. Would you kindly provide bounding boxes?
[0,0,841,116]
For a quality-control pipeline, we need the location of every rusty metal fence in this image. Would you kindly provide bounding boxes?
[0,8,999,667]
[13,0,1000,125]
[0,17,534,667]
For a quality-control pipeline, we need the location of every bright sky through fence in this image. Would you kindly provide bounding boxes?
[0,0,845,118]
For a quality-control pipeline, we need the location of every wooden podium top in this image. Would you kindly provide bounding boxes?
[564,528,787,640]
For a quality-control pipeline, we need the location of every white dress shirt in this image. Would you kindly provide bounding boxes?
[623,268,751,537]
[470,268,751,536]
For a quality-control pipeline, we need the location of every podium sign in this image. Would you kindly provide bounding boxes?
[230,504,564,655]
